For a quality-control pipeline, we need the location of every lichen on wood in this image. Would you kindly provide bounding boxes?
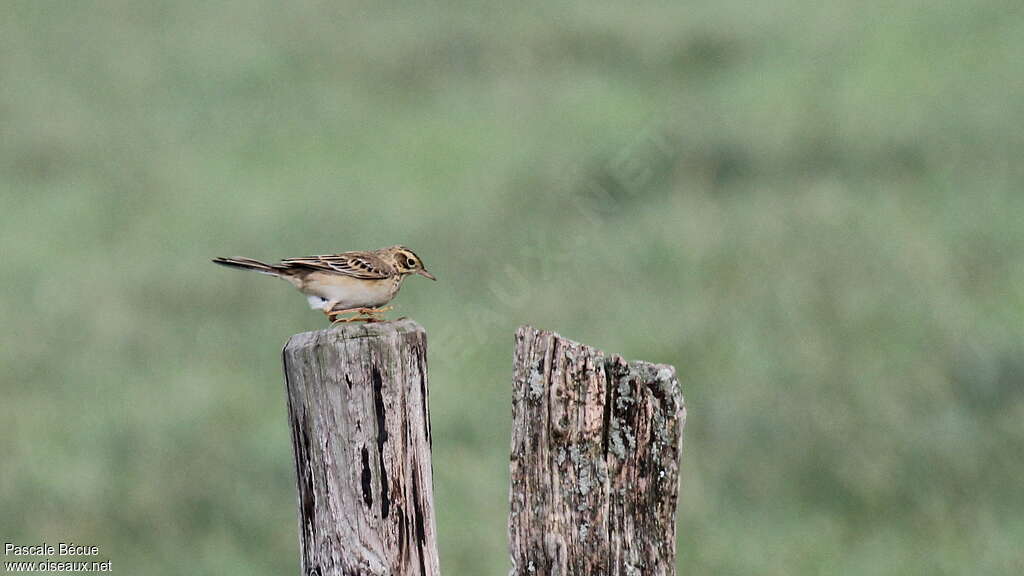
[283,319,439,576]
[509,326,686,576]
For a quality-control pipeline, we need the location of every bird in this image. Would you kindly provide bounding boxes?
[212,245,435,323]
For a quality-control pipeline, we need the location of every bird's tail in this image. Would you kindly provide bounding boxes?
[212,256,281,276]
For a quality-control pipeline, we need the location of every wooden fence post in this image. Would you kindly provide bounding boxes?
[282,319,440,576]
[508,326,686,576]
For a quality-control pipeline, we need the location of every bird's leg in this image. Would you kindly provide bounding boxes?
[327,306,385,324]
[332,316,365,324]
[355,306,394,323]
[321,301,341,319]
[326,305,395,324]
[328,307,363,323]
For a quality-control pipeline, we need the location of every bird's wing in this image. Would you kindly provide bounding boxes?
[280,252,393,279]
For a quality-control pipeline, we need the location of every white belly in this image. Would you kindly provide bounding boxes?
[291,273,399,309]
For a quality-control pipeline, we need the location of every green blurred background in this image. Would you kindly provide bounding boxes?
[2,1,1023,574]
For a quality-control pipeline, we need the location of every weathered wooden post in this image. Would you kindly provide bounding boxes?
[509,326,686,576]
[282,319,440,576]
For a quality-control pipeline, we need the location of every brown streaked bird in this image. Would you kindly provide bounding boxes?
[213,246,435,323]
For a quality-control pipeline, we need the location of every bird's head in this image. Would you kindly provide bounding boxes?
[390,246,436,280]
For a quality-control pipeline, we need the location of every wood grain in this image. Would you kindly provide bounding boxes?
[283,319,439,576]
[509,326,686,576]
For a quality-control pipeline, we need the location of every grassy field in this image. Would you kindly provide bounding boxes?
[2,1,1023,574]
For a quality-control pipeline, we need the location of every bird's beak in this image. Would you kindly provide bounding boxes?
[417,268,437,281]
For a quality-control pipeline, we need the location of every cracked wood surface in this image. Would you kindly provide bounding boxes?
[509,326,686,576]
[283,319,439,576]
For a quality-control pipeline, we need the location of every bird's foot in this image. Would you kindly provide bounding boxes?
[332,316,369,324]
[328,307,366,324]
[328,306,393,324]
[354,306,393,323]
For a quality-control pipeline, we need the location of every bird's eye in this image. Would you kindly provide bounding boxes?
[406,257,417,267]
